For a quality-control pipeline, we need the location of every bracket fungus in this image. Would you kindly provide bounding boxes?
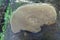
[10,3,57,33]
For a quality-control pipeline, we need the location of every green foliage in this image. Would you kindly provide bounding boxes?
[0,1,27,40]
[0,3,12,40]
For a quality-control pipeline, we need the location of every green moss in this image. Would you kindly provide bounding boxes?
[0,3,12,40]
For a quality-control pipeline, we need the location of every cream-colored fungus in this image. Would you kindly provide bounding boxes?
[10,3,57,33]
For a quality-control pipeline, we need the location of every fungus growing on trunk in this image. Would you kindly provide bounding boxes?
[10,3,57,33]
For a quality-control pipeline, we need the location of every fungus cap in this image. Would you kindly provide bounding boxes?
[10,3,57,33]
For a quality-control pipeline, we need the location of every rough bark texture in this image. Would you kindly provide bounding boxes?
[10,23,60,40]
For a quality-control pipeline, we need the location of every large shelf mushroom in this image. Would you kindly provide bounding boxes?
[10,3,57,33]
